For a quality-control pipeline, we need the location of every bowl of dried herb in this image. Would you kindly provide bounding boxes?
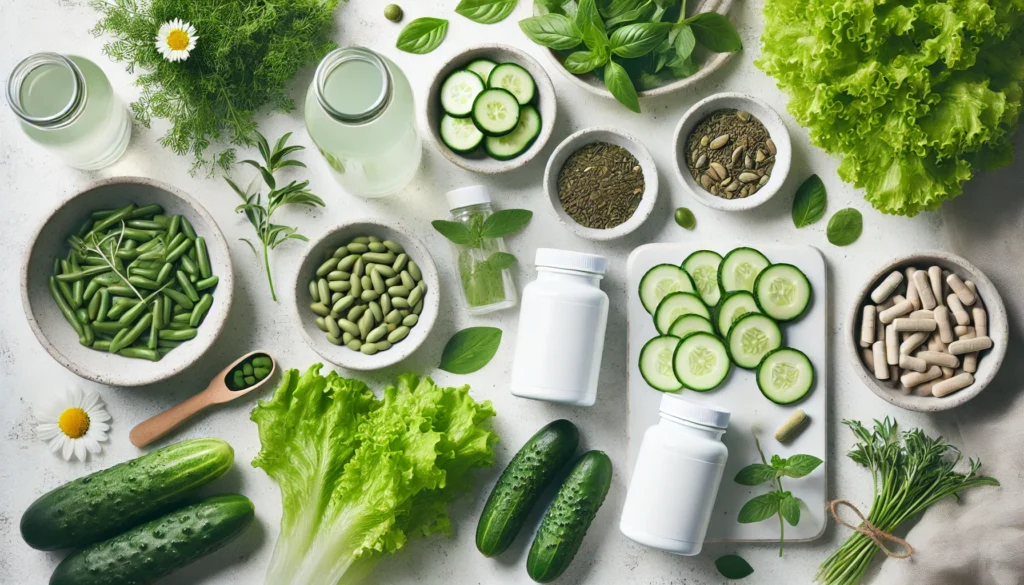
[672,93,792,211]
[543,127,659,241]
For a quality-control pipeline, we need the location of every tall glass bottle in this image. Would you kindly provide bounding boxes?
[444,186,518,314]
[304,46,422,198]
[6,53,131,170]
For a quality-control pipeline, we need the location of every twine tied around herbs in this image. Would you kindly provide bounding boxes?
[828,500,915,559]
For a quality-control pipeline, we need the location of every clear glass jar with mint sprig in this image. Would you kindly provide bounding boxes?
[434,186,532,315]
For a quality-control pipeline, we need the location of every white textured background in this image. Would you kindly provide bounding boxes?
[1,0,1010,583]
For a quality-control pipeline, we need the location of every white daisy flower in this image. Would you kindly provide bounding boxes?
[155,19,199,62]
[35,387,111,462]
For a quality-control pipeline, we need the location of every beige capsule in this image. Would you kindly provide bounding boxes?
[872,341,889,380]
[711,184,720,195]
[899,331,929,355]
[726,182,741,193]
[915,378,940,397]
[710,134,730,149]
[885,324,899,365]
[947,294,970,326]
[932,372,974,398]
[973,307,988,337]
[934,305,954,344]
[941,366,955,379]
[909,310,933,319]
[911,270,936,310]
[946,273,976,306]
[963,351,978,374]
[949,336,992,355]
[901,365,942,388]
[954,324,971,337]
[928,267,943,306]
[691,149,702,163]
[964,281,982,307]
[700,135,709,147]
[893,318,936,332]
[905,267,921,309]
[917,350,959,368]
[870,271,904,304]
[860,305,877,348]
[879,300,914,324]
[758,175,770,187]
[899,354,928,373]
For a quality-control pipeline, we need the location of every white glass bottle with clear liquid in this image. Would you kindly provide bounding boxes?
[305,46,421,198]
[7,53,132,170]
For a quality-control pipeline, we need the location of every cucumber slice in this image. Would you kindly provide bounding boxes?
[655,292,711,334]
[682,250,723,307]
[487,63,536,105]
[440,114,484,153]
[757,348,815,404]
[639,264,695,314]
[441,70,485,118]
[715,291,760,337]
[484,105,541,160]
[727,313,783,369]
[673,332,731,391]
[719,247,771,293]
[471,88,521,136]
[668,314,715,339]
[639,336,683,392]
[754,263,812,322]
[466,59,498,83]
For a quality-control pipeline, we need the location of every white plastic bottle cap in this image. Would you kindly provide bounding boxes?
[446,185,491,211]
[535,248,607,275]
[659,394,730,429]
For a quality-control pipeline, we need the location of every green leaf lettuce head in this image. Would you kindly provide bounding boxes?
[251,364,498,585]
[757,0,1024,216]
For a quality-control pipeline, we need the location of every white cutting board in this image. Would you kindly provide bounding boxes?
[625,243,828,543]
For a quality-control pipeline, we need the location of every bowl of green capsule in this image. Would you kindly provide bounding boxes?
[294,219,440,371]
[21,177,234,387]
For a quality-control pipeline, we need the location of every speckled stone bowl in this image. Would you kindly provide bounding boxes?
[846,251,1008,412]
[22,177,235,387]
[293,219,440,371]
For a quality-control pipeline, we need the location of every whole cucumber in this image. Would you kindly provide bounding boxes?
[526,451,613,583]
[49,494,255,585]
[21,438,234,550]
[476,420,579,557]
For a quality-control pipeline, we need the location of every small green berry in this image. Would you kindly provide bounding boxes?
[674,207,696,230]
[384,4,403,22]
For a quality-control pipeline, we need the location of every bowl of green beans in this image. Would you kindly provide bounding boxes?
[21,177,234,387]
[294,219,440,371]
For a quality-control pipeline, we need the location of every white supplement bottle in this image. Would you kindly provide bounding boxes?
[620,395,730,555]
[510,249,608,406]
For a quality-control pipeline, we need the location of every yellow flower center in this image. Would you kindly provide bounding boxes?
[58,407,90,439]
[167,29,190,51]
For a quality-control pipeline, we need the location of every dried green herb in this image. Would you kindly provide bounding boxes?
[558,141,644,229]
[686,108,776,200]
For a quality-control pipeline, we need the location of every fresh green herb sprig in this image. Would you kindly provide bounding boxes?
[226,132,325,302]
[91,0,340,174]
[815,418,998,585]
[519,0,742,112]
[396,17,450,54]
[735,437,823,556]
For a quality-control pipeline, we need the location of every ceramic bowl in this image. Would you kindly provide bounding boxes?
[846,251,1008,412]
[543,127,658,241]
[424,44,557,174]
[22,177,234,387]
[672,92,791,211]
[540,0,737,100]
[293,219,440,371]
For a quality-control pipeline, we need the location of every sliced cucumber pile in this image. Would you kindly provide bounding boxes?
[436,61,541,161]
[636,247,816,403]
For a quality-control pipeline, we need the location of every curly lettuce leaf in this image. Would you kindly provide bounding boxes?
[757,0,1024,216]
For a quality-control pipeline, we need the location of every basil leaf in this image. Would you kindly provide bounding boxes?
[564,50,609,74]
[686,12,742,52]
[456,0,518,24]
[486,252,517,270]
[770,454,787,470]
[610,23,671,59]
[674,24,696,60]
[779,493,801,526]
[650,0,677,22]
[604,0,654,28]
[733,463,777,486]
[598,0,639,19]
[827,208,863,246]
[575,0,605,35]
[737,492,780,524]
[535,0,567,15]
[519,14,583,50]
[782,454,823,479]
[439,327,503,374]
[715,555,754,580]
[431,220,474,245]
[480,209,533,238]
[792,174,828,228]
[604,59,641,113]
[667,53,699,78]
[396,18,449,54]
[581,21,610,53]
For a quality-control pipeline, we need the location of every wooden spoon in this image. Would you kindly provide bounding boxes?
[129,351,277,448]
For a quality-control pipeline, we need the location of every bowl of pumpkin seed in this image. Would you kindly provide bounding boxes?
[672,92,792,212]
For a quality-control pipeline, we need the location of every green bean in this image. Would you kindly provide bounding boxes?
[71,278,84,308]
[180,254,199,276]
[137,237,162,253]
[50,277,84,336]
[128,275,161,290]
[105,298,135,320]
[96,289,111,322]
[87,291,102,321]
[78,324,95,347]
[163,288,194,310]
[83,278,102,301]
[73,307,88,325]
[196,237,211,279]
[93,320,127,335]
[131,267,159,280]
[111,313,152,352]
[159,328,197,341]
[158,339,183,349]
[109,329,128,352]
[120,227,160,241]
[90,203,135,234]
[149,299,162,350]
[176,271,200,302]
[107,285,135,298]
[189,293,213,327]
[180,216,197,240]
[195,275,218,291]
[92,340,112,351]
[172,302,189,315]
[127,219,165,230]
[165,237,193,263]
[130,204,163,218]
[167,215,181,241]
[118,300,150,326]
[77,218,95,237]
[137,250,164,261]
[56,265,113,282]
[169,312,189,325]
[119,347,160,361]
[156,262,173,284]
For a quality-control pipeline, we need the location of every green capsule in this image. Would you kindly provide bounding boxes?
[315,317,328,332]
[325,316,342,338]
[361,289,379,302]
[338,253,359,271]
[326,333,343,346]
[375,340,392,351]
[310,302,330,317]
[367,241,387,253]
[327,270,351,282]
[309,280,319,300]
[403,314,419,327]
[338,319,360,336]
[388,285,410,298]
[349,273,362,298]
[316,257,341,277]
[385,309,403,324]
[351,236,371,245]
[244,375,257,385]
[243,363,254,376]
[343,332,354,344]
[408,285,423,307]
[388,326,410,343]
[347,242,369,254]
[361,275,372,290]
[393,253,408,272]
[392,297,410,310]
[332,295,355,315]
[380,293,392,314]
[366,324,389,343]
[383,240,404,254]
[360,343,379,355]
[368,301,383,322]
[353,258,365,278]
[413,300,424,315]
[328,280,352,293]
[373,264,397,278]
[347,339,362,351]
[370,270,386,294]
[253,366,270,379]
[347,305,367,322]
[400,271,416,289]
[332,245,350,259]
[331,292,343,304]
[363,251,396,265]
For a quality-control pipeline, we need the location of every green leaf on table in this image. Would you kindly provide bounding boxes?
[737,492,780,523]
[456,0,518,24]
[604,0,654,28]
[519,14,583,50]
[734,463,778,486]
[779,493,801,526]
[686,12,742,52]
[610,23,671,59]
[674,24,696,60]
[565,50,610,74]
[486,252,518,270]
[715,554,754,580]
[481,209,533,238]
[396,18,449,54]
[432,220,475,245]
[827,208,863,246]
[439,327,503,374]
[604,59,641,112]
[782,454,823,478]
[792,174,828,228]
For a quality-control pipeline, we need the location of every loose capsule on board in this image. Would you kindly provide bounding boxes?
[911,270,936,310]
[871,271,904,304]
[946,273,976,306]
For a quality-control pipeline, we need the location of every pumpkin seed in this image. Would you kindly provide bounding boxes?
[767,139,777,155]
[759,175,770,186]
[695,154,707,169]
[709,162,727,181]
[709,134,730,150]
[739,172,760,183]
[731,146,744,166]
[755,150,766,163]
[737,110,751,121]
[700,174,714,189]
[700,135,709,147]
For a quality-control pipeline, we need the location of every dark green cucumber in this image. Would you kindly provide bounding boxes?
[527,451,613,583]
[21,438,234,550]
[49,494,254,585]
[476,419,579,557]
